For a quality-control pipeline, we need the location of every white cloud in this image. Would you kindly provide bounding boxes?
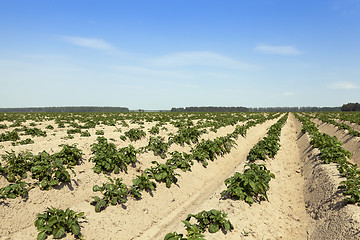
[255,44,301,55]
[327,81,359,89]
[147,51,255,69]
[283,92,295,96]
[59,36,114,50]
[110,65,195,80]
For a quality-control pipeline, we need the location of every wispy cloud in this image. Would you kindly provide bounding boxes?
[283,91,295,96]
[110,65,196,80]
[327,81,359,89]
[255,44,301,55]
[59,36,114,50]
[147,51,255,69]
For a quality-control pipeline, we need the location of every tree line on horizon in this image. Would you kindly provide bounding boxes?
[341,102,360,111]
[170,106,341,112]
[2,103,359,113]
[0,106,129,113]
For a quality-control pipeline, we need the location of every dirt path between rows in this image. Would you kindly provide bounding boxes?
[145,114,311,240]
[136,118,281,240]
[2,118,279,240]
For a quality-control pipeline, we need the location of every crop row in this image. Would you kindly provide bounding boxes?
[164,114,287,239]
[308,113,360,137]
[294,113,360,206]
[0,113,283,239]
[221,114,288,205]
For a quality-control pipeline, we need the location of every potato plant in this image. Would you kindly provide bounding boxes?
[34,207,85,240]
[295,113,360,206]
[118,144,138,167]
[146,161,180,188]
[95,129,104,135]
[129,173,157,199]
[31,152,75,190]
[184,209,234,234]
[148,125,160,135]
[146,136,169,159]
[53,144,83,166]
[191,136,236,167]
[11,138,34,146]
[166,151,194,172]
[221,163,275,205]
[80,130,91,137]
[0,130,20,142]
[168,127,206,146]
[124,128,146,141]
[67,128,82,135]
[22,126,47,137]
[90,137,129,174]
[0,181,30,200]
[0,150,33,182]
[164,209,233,240]
[247,115,287,162]
[91,177,128,212]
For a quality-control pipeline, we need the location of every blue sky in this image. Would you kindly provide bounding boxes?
[1,0,360,109]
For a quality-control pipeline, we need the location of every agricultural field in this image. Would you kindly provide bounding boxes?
[1,111,360,239]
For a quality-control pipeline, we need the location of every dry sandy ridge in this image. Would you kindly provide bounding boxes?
[1,113,360,239]
[310,118,360,166]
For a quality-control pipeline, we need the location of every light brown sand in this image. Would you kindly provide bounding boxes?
[1,114,360,239]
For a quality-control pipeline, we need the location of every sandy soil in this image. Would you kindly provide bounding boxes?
[154,113,311,240]
[1,113,360,240]
[310,118,360,166]
[296,117,360,240]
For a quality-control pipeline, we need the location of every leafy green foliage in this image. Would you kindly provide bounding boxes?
[191,136,236,167]
[91,177,128,212]
[164,209,233,240]
[0,130,20,142]
[129,173,157,199]
[90,137,129,174]
[23,127,47,137]
[233,120,257,137]
[31,151,75,190]
[80,130,91,137]
[11,138,34,146]
[67,128,82,135]
[247,135,280,162]
[295,113,360,206]
[149,126,160,135]
[53,144,83,166]
[124,128,146,141]
[146,136,169,159]
[339,177,360,205]
[310,133,351,164]
[34,207,85,240]
[221,163,275,205]
[166,151,194,172]
[247,115,287,162]
[45,125,54,130]
[146,161,180,188]
[168,127,206,146]
[118,144,138,166]
[95,129,104,135]
[164,223,205,240]
[315,114,360,138]
[0,150,33,182]
[0,181,30,200]
[184,209,234,234]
